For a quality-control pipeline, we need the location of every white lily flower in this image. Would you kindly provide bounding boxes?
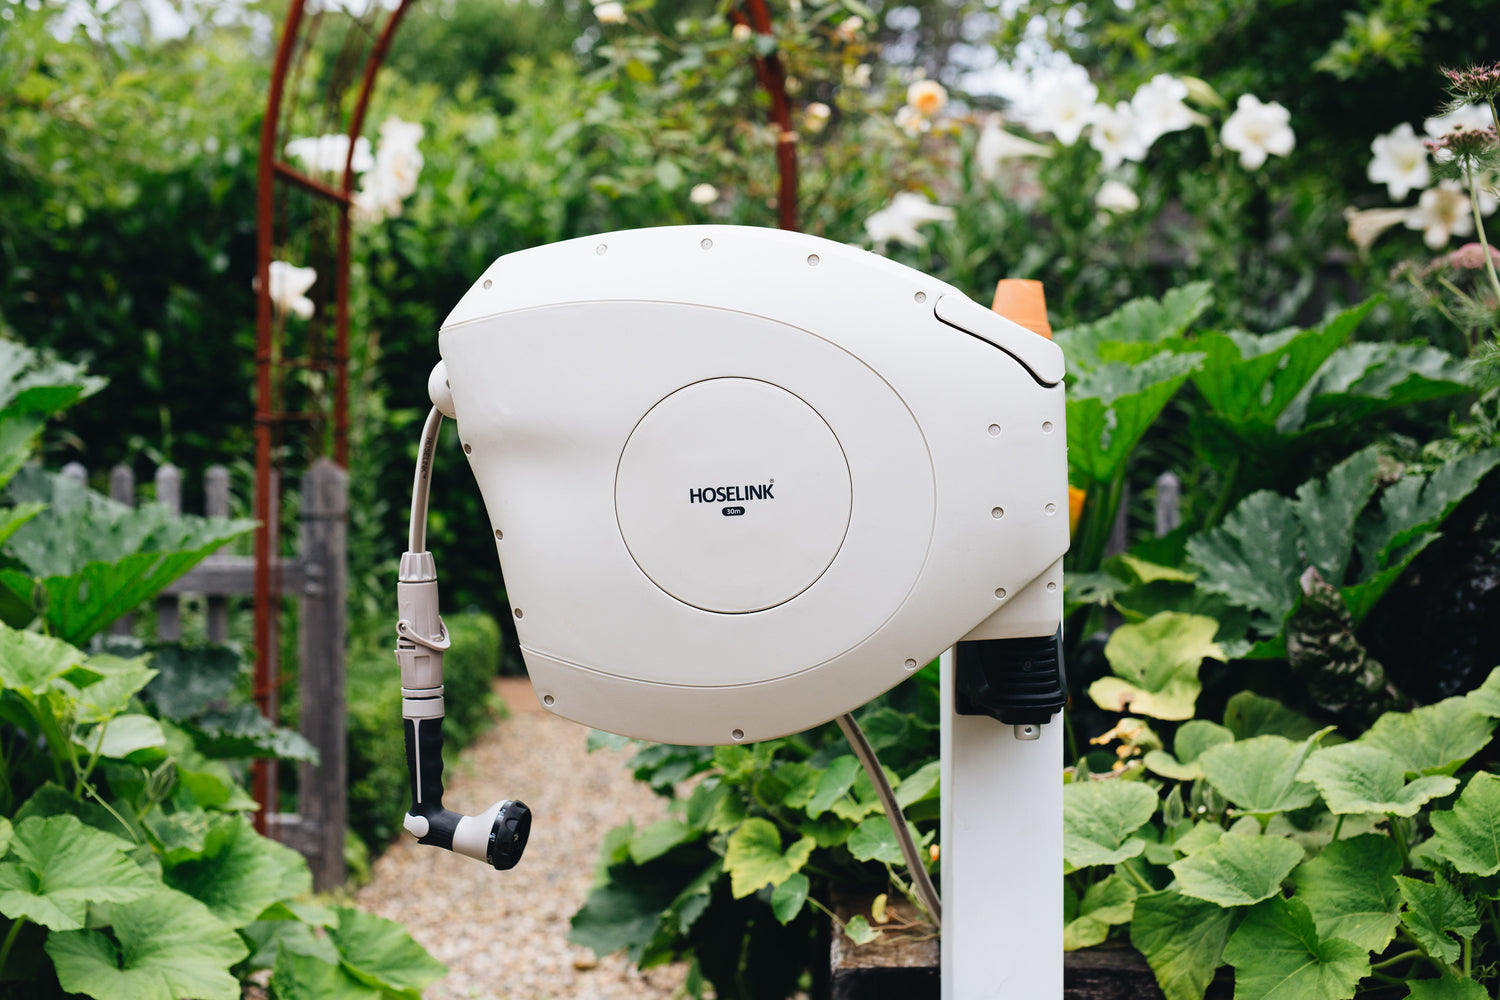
[1023,63,1098,147]
[1130,74,1201,147]
[974,114,1052,180]
[1404,180,1475,249]
[267,261,317,320]
[1343,206,1411,252]
[690,183,719,205]
[1095,179,1140,213]
[284,134,373,176]
[1424,103,1494,137]
[1220,94,1294,170]
[1366,123,1430,201]
[864,192,956,248]
[1089,101,1147,170]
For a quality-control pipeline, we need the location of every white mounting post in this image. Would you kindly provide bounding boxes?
[940,564,1065,999]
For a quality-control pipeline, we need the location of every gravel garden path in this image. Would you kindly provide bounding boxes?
[355,678,692,1000]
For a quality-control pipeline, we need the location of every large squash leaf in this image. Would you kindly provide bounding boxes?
[2,468,254,645]
[46,889,247,1000]
[1222,896,1369,1000]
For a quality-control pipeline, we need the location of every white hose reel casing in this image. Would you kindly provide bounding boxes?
[434,225,1068,746]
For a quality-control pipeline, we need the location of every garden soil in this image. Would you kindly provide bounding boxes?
[355,678,691,1000]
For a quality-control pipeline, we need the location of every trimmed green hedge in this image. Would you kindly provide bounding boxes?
[347,610,503,850]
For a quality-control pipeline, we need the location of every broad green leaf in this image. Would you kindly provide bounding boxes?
[1222,896,1369,1000]
[843,914,879,945]
[1288,342,1472,434]
[241,917,342,969]
[46,890,247,1000]
[72,653,157,723]
[1198,730,1329,818]
[188,704,320,763]
[1170,831,1304,907]
[1114,552,1196,584]
[628,819,695,865]
[1089,612,1224,720]
[0,620,88,696]
[1404,974,1491,999]
[1187,490,1302,619]
[163,813,311,928]
[806,756,860,816]
[3,468,254,646]
[0,501,43,549]
[1293,447,1381,585]
[1190,304,1365,430]
[1067,353,1203,485]
[1145,720,1234,780]
[1360,698,1495,777]
[1223,691,1322,740]
[1064,873,1137,950]
[1396,873,1477,964]
[1424,772,1500,876]
[328,907,447,996]
[77,714,166,760]
[1172,821,1225,856]
[771,872,810,925]
[1465,666,1500,717]
[848,816,907,865]
[0,817,10,857]
[1352,450,1500,605]
[176,761,260,811]
[894,760,941,809]
[0,814,155,930]
[1130,889,1236,1000]
[724,818,815,898]
[142,643,241,719]
[1054,282,1213,373]
[271,947,383,1000]
[1298,743,1459,816]
[144,807,211,865]
[1292,834,1402,952]
[569,853,717,961]
[0,342,105,419]
[771,761,822,810]
[1063,779,1158,870]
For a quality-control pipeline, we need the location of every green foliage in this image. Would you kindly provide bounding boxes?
[1068,666,1500,999]
[0,353,442,997]
[570,665,940,999]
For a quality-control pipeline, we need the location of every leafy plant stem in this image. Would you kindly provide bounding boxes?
[1370,949,1424,971]
[0,916,26,980]
[1120,860,1154,893]
[1464,165,1500,314]
[1388,815,1411,868]
[1331,814,1344,841]
[1201,453,1241,530]
[75,773,140,845]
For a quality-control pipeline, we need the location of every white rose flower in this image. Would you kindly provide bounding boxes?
[1023,63,1098,146]
[1095,179,1140,213]
[974,114,1052,180]
[1366,123,1430,201]
[267,261,317,320]
[1130,74,1201,147]
[284,134,373,176]
[804,102,831,133]
[894,105,929,137]
[689,183,719,205]
[594,1,626,24]
[1404,180,1475,249]
[732,22,752,41]
[1220,94,1294,170]
[1089,101,1147,170]
[864,192,956,248]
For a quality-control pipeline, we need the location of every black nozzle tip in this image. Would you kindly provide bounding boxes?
[487,800,531,870]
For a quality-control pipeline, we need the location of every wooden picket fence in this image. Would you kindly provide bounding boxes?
[61,458,349,891]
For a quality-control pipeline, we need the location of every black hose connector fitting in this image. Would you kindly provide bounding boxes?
[955,628,1067,725]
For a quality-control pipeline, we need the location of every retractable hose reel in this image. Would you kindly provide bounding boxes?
[393,225,1070,941]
